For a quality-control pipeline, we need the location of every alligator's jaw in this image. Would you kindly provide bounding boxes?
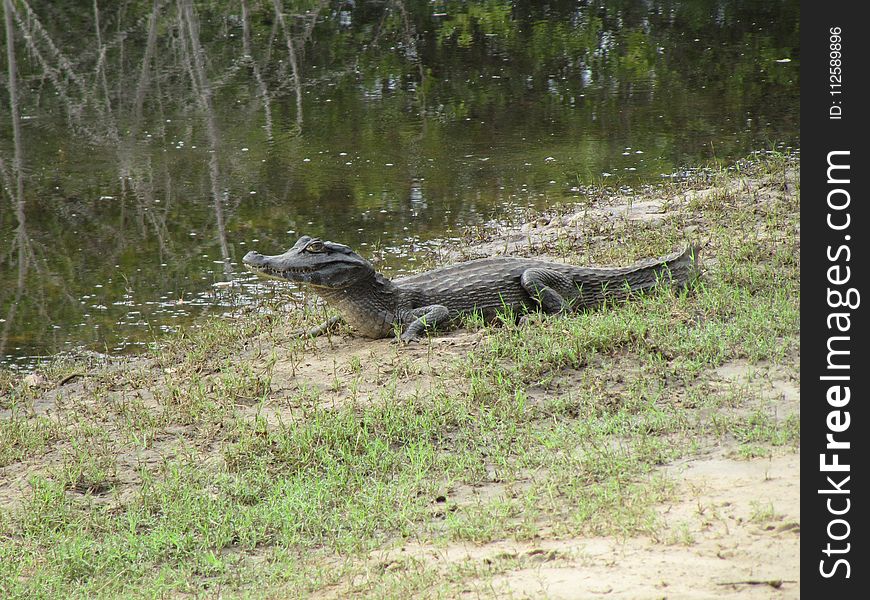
[243,251,319,283]
[242,237,378,289]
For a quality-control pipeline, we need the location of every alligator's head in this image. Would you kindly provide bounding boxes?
[243,236,375,289]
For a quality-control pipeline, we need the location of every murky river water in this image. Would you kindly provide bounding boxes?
[0,0,799,370]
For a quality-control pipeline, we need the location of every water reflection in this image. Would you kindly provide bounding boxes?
[0,0,799,369]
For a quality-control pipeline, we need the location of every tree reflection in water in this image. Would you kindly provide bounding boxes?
[0,0,799,368]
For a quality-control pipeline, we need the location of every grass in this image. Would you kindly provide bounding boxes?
[0,155,800,598]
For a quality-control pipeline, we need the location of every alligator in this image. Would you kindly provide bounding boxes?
[243,236,700,343]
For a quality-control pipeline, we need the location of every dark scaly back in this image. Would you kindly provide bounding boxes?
[393,245,700,314]
[395,257,549,313]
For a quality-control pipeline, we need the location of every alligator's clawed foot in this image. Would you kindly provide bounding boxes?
[396,332,422,345]
[293,315,342,340]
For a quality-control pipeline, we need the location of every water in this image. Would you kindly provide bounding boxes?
[0,0,799,370]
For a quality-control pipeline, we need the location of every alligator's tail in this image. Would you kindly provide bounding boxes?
[658,242,702,287]
[624,242,702,291]
[576,243,702,307]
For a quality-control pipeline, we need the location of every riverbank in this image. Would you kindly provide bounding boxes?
[1,154,800,598]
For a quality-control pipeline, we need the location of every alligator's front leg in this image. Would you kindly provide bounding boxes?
[399,305,451,343]
[520,268,573,313]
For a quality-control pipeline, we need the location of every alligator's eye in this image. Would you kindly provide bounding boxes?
[306,240,325,253]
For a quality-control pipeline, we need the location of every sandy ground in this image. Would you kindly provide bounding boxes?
[285,337,800,598]
[370,451,798,599]
[354,356,800,599]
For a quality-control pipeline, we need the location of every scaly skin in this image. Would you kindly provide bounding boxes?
[243,236,700,342]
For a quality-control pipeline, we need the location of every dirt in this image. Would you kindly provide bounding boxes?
[359,357,800,599]
[373,452,798,599]
[487,452,797,599]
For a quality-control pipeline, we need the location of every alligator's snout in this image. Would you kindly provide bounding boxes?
[242,250,265,267]
[243,236,378,288]
[242,251,282,278]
